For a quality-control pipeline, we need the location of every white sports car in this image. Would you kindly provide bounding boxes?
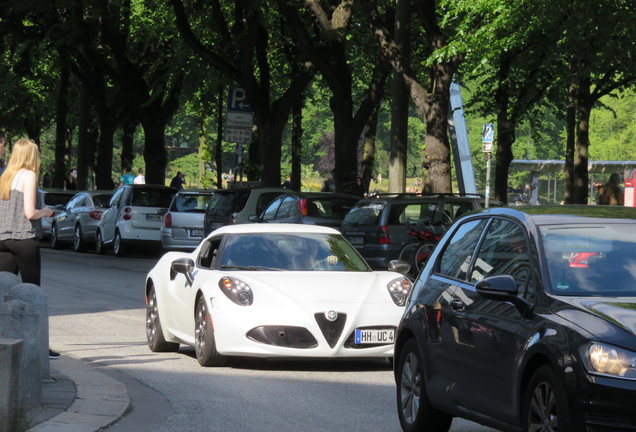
[145,223,413,366]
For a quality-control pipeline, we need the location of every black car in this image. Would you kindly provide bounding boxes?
[340,193,502,270]
[395,205,636,432]
[252,191,360,228]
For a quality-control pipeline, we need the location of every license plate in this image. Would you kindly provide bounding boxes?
[354,329,394,344]
[349,236,364,246]
[146,214,163,222]
[189,229,204,237]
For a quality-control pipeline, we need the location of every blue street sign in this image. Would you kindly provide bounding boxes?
[227,87,253,113]
[482,123,494,143]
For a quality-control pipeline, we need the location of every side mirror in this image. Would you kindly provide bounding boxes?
[170,258,195,286]
[247,214,260,222]
[388,260,410,275]
[475,275,531,313]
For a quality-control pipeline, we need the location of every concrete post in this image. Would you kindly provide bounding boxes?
[6,283,49,378]
[0,272,20,303]
[0,339,22,432]
[0,301,41,406]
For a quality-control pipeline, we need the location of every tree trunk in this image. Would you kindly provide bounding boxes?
[54,63,70,189]
[121,119,136,171]
[389,0,410,194]
[291,96,303,192]
[422,77,453,194]
[76,87,92,191]
[573,77,592,204]
[141,112,169,186]
[95,124,117,189]
[493,54,515,204]
[215,85,224,188]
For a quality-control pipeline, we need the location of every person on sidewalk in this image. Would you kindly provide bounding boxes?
[170,171,186,189]
[0,138,60,359]
[134,167,146,184]
[597,173,624,205]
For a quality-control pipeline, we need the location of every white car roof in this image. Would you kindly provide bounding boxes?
[207,223,340,236]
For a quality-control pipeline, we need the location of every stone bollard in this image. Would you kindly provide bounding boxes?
[0,272,20,303]
[6,283,49,379]
[0,339,22,432]
[0,301,41,406]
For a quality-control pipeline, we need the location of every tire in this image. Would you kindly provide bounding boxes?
[50,224,62,249]
[194,296,226,367]
[396,338,452,432]
[73,224,87,252]
[146,285,179,352]
[113,230,127,257]
[413,243,436,274]
[399,241,419,265]
[522,366,570,432]
[95,230,107,255]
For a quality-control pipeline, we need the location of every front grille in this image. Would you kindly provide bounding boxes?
[247,326,317,348]
[344,326,397,348]
[314,312,347,348]
[586,409,635,432]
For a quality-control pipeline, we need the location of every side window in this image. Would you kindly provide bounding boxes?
[109,188,124,207]
[275,196,296,219]
[261,197,282,221]
[438,219,488,280]
[255,193,281,215]
[198,237,223,268]
[470,219,534,299]
[66,195,82,210]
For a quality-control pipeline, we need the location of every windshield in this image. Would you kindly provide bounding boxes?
[219,233,370,272]
[541,224,636,296]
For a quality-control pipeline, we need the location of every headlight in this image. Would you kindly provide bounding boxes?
[219,276,253,306]
[387,277,413,306]
[582,342,636,379]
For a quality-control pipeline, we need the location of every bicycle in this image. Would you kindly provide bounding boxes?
[398,219,447,277]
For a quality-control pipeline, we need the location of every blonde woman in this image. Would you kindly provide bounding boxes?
[0,138,53,285]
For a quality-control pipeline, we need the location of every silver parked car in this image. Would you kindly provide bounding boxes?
[160,189,214,251]
[37,188,76,240]
[50,190,114,252]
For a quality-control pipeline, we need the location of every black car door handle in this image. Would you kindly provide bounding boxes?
[450,299,465,311]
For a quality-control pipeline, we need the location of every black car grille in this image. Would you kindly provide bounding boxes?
[247,326,318,348]
[314,312,347,348]
[343,326,397,349]
[586,410,636,432]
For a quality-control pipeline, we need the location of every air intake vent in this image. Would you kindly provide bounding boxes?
[247,326,317,348]
[314,312,347,348]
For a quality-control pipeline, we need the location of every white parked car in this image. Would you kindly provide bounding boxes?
[144,224,413,367]
[95,184,177,256]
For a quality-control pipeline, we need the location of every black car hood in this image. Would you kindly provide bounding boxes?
[555,297,636,339]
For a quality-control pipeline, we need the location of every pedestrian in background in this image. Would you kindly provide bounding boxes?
[134,168,145,184]
[170,171,186,189]
[597,173,624,205]
[119,167,135,185]
[320,170,336,192]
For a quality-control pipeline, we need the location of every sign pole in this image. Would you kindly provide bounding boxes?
[482,123,494,208]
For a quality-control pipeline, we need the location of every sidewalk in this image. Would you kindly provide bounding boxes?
[25,356,130,432]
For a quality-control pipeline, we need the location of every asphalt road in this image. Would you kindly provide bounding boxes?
[42,246,498,432]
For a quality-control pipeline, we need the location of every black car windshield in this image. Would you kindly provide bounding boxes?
[219,233,370,272]
[541,224,636,296]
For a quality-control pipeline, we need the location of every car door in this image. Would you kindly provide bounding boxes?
[100,187,125,242]
[56,194,82,240]
[442,217,535,423]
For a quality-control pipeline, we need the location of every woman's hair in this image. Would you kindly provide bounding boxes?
[0,138,42,200]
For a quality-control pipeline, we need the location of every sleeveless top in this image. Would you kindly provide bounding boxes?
[0,185,36,241]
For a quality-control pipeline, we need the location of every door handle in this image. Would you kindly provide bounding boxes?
[449,299,465,311]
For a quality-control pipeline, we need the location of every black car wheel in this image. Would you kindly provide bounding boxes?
[146,285,179,352]
[113,231,127,257]
[396,338,452,432]
[194,296,226,367]
[523,366,570,432]
[73,225,86,252]
[50,224,61,249]
[95,230,107,255]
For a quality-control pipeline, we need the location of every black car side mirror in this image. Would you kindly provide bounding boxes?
[170,258,195,286]
[475,275,532,314]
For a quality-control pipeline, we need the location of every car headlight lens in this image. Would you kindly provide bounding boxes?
[583,342,636,379]
[219,276,253,306]
[387,277,413,306]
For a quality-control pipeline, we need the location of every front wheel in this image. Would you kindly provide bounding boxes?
[95,230,107,255]
[194,296,226,367]
[73,225,87,252]
[396,338,452,432]
[146,285,179,352]
[522,366,570,432]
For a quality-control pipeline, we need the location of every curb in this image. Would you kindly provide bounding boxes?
[26,356,130,432]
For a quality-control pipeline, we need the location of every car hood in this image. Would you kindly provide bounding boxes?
[209,271,401,306]
[555,297,636,339]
